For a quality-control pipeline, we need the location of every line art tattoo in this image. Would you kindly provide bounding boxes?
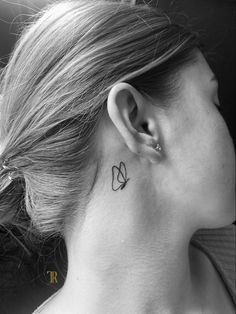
[111,161,130,191]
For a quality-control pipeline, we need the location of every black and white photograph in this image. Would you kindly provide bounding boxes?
[0,0,235,313]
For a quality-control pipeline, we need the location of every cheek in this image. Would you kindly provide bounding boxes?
[207,113,235,185]
[199,113,236,226]
[211,114,235,192]
[189,107,233,184]
[167,107,235,221]
[189,112,235,223]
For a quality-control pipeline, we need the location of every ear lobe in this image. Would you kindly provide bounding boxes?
[107,82,161,161]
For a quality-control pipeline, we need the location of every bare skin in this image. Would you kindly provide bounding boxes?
[35,50,235,314]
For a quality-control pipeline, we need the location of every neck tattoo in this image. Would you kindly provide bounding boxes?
[112,161,130,191]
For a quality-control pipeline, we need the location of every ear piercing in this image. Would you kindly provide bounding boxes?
[154,143,162,151]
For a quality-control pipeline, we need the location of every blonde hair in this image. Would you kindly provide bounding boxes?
[0,0,199,237]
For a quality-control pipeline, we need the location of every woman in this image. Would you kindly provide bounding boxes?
[0,0,235,313]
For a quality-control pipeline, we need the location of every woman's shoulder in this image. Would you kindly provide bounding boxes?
[190,223,236,305]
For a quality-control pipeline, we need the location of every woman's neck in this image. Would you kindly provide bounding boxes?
[51,219,203,314]
[62,239,201,314]
[39,161,205,314]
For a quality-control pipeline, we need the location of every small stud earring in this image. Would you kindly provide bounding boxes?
[154,143,162,151]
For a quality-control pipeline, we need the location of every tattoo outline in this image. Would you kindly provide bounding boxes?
[112,161,130,191]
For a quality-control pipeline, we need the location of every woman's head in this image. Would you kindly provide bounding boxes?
[0,0,234,241]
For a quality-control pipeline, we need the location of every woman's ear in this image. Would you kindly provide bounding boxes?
[106,82,162,163]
